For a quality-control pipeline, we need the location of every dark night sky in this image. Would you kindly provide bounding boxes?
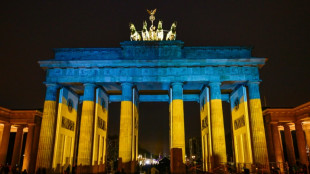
[0,0,309,156]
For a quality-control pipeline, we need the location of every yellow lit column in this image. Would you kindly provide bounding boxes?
[209,82,227,166]
[170,82,186,163]
[0,123,11,164]
[247,81,269,166]
[36,83,59,169]
[271,124,284,165]
[11,125,25,167]
[22,124,35,171]
[119,83,134,172]
[284,124,296,166]
[295,121,307,165]
[78,83,96,165]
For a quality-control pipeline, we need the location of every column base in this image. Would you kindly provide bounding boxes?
[170,148,186,174]
[117,158,137,173]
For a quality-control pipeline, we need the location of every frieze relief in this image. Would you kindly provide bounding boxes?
[234,115,245,130]
[48,66,258,78]
[201,117,208,130]
[61,116,75,131]
[98,117,106,130]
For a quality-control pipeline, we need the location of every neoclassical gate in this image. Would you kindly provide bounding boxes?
[36,40,269,173]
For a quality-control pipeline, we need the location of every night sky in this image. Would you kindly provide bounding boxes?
[1,1,309,156]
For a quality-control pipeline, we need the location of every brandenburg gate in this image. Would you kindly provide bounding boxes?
[36,11,269,173]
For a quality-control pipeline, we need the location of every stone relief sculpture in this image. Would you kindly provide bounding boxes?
[142,21,150,41]
[157,21,164,41]
[129,23,141,41]
[166,21,177,41]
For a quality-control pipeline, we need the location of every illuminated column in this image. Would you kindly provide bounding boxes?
[209,82,227,165]
[284,124,296,166]
[29,121,41,174]
[247,81,269,165]
[22,124,35,171]
[265,123,275,162]
[11,125,24,167]
[303,123,310,148]
[271,124,284,164]
[78,83,96,165]
[295,121,307,165]
[119,83,134,169]
[0,123,11,164]
[170,82,186,163]
[36,83,58,169]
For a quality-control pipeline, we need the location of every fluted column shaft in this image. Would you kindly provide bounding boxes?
[303,124,310,149]
[22,124,35,171]
[247,82,269,165]
[209,82,227,165]
[284,124,296,166]
[119,83,134,163]
[0,123,11,164]
[265,123,275,162]
[11,125,24,167]
[29,120,41,174]
[170,82,186,163]
[36,83,59,169]
[271,124,284,164]
[295,121,307,165]
[78,83,96,165]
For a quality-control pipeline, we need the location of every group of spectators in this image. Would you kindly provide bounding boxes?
[0,164,28,174]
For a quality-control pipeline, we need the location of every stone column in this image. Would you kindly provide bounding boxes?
[29,120,41,174]
[265,123,275,162]
[22,124,35,171]
[209,82,227,166]
[271,124,284,164]
[170,82,186,163]
[303,123,310,148]
[78,83,96,165]
[36,83,58,169]
[247,81,269,166]
[0,123,11,164]
[284,124,296,166]
[295,121,307,165]
[11,125,24,167]
[118,83,134,172]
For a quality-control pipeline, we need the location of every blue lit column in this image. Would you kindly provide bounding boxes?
[36,83,59,169]
[209,82,227,166]
[247,81,269,166]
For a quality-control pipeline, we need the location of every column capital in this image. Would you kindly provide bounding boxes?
[209,81,221,87]
[171,82,183,100]
[247,81,261,86]
[171,82,183,87]
[44,83,59,88]
[121,82,133,88]
[209,81,222,100]
[283,123,293,130]
[27,123,36,127]
[121,82,133,101]
[83,83,96,101]
[83,83,96,87]
[3,122,11,126]
[44,83,59,101]
[247,81,261,100]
